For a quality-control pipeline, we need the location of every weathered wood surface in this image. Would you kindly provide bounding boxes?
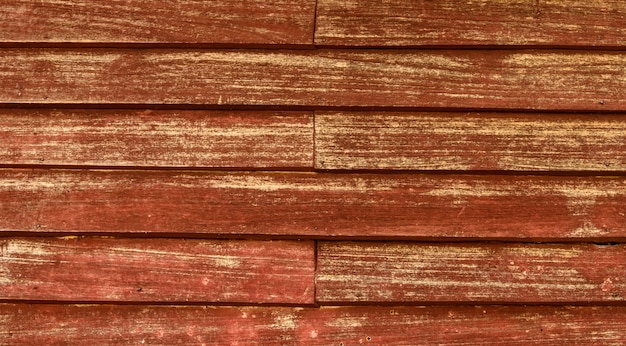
[1,169,624,240]
[3,304,626,345]
[315,111,626,171]
[0,237,315,304]
[0,0,316,46]
[2,2,625,343]
[315,0,626,47]
[316,242,626,304]
[0,109,313,168]
[2,49,626,111]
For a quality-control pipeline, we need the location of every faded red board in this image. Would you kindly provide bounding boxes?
[316,242,626,304]
[315,0,626,47]
[0,169,624,240]
[315,111,626,171]
[2,49,626,111]
[0,109,313,168]
[0,0,316,46]
[0,237,315,304]
[3,304,626,344]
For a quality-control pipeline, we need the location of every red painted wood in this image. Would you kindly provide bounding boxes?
[2,49,626,111]
[1,169,623,240]
[0,0,316,46]
[0,170,626,240]
[316,0,626,47]
[315,111,626,171]
[317,242,626,304]
[3,304,626,344]
[2,0,625,340]
[0,109,313,168]
[0,237,315,304]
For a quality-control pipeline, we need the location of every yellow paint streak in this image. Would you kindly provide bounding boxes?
[204,174,394,192]
[107,247,242,269]
[3,240,52,257]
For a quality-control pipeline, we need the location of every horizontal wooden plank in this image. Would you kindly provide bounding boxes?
[0,109,313,168]
[2,49,626,111]
[315,0,626,47]
[0,0,316,45]
[1,170,624,240]
[3,304,626,344]
[317,242,626,303]
[315,111,626,171]
[0,237,315,304]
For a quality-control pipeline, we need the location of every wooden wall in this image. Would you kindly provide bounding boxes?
[1,1,626,344]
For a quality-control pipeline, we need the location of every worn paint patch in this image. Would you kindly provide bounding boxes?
[317,242,626,303]
[315,112,626,171]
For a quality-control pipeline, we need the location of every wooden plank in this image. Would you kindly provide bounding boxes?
[315,0,626,47]
[316,242,626,304]
[315,111,626,171]
[0,0,316,46]
[0,109,313,168]
[2,49,626,111]
[4,304,626,344]
[0,237,315,304]
[0,169,624,240]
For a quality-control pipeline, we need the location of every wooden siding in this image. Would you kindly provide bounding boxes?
[1,170,624,240]
[0,0,317,46]
[315,111,626,171]
[315,0,626,47]
[317,242,626,304]
[4,305,626,344]
[0,237,315,304]
[1,1,625,344]
[0,109,313,168]
[2,49,626,110]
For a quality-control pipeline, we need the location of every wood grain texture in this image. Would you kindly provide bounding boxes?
[0,109,313,168]
[315,0,626,47]
[0,0,316,45]
[2,49,626,111]
[315,111,626,171]
[4,304,626,345]
[0,237,315,304]
[1,169,624,240]
[317,242,626,304]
